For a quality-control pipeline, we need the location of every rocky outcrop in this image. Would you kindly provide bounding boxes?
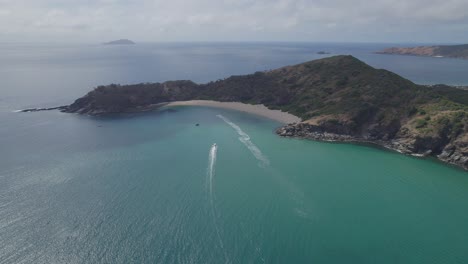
[277,123,468,170]
[20,106,68,112]
[438,143,468,169]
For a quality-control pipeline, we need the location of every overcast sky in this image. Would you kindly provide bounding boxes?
[0,0,467,43]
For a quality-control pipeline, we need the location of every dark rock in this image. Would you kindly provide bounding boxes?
[276,122,467,170]
[20,106,68,113]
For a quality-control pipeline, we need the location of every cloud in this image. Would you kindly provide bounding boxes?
[0,0,467,42]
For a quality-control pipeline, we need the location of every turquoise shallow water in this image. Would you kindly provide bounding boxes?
[1,42,468,263]
[1,106,467,263]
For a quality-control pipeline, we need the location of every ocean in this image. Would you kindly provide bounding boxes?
[1,42,468,263]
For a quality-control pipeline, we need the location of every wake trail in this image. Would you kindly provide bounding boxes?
[216,115,270,168]
[207,143,229,264]
[215,116,310,256]
[216,115,309,217]
[208,144,218,198]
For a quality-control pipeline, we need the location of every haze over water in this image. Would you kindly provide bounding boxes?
[1,42,468,263]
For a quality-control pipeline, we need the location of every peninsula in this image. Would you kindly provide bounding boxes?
[377,44,468,59]
[37,56,468,170]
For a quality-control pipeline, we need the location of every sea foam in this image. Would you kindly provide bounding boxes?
[207,143,229,263]
[217,115,270,168]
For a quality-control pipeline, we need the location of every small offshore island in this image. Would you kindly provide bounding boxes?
[377,44,468,59]
[27,56,468,170]
[103,39,136,45]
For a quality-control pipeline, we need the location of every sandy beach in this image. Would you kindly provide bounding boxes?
[163,100,301,124]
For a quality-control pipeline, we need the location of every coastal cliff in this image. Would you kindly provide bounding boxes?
[62,56,468,170]
[377,44,468,59]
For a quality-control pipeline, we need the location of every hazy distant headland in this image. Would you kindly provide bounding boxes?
[45,55,466,170]
[103,39,136,45]
[377,44,468,59]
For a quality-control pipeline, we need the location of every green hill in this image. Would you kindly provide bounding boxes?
[64,56,468,170]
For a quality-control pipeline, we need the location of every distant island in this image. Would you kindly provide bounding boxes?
[23,56,468,170]
[377,44,468,59]
[103,39,136,45]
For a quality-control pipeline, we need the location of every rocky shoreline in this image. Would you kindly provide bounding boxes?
[19,101,301,124]
[19,106,68,113]
[276,123,468,171]
[18,104,467,171]
[19,103,167,115]
[18,56,467,171]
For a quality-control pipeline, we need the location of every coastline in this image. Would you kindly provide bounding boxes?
[280,133,468,171]
[18,101,466,170]
[162,100,302,124]
[276,124,468,171]
[19,100,302,124]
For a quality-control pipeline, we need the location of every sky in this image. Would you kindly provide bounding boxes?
[0,0,467,43]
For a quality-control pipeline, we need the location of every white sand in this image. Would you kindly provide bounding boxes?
[163,100,301,124]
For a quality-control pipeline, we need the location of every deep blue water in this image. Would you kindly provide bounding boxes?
[1,42,468,264]
[2,42,468,111]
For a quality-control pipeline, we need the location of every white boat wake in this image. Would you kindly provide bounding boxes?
[216,115,270,168]
[207,143,229,263]
[217,115,309,218]
[208,143,218,196]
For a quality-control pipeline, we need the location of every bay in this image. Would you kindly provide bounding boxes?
[1,42,467,263]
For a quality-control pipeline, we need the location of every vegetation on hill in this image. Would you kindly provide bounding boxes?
[64,56,468,169]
